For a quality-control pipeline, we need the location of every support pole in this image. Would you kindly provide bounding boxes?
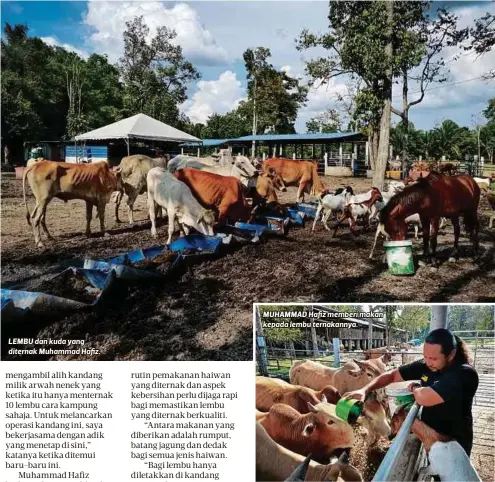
[126,137,130,156]
[333,338,340,368]
[431,306,448,331]
[255,307,269,377]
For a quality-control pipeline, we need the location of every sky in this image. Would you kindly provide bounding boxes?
[2,0,495,133]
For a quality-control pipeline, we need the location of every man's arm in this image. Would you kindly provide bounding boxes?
[410,385,445,407]
[344,369,404,401]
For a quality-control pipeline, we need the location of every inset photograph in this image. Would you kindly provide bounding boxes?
[255,304,494,482]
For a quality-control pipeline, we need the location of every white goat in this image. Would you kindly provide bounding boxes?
[312,187,353,232]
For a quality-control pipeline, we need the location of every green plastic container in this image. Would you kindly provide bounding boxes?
[384,240,415,275]
[335,398,363,424]
[394,393,415,405]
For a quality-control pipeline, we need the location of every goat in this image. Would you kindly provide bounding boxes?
[312,187,353,232]
[334,188,383,236]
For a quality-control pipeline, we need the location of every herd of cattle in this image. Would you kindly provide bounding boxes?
[256,355,393,481]
[21,150,494,250]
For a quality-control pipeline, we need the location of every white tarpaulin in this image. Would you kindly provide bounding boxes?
[74,113,200,143]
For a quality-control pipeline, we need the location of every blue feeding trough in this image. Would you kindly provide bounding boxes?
[84,245,181,281]
[233,222,267,242]
[107,246,166,265]
[287,208,305,226]
[1,268,116,322]
[168,234,224,254]
[216,224,265,243]
[255,216,290,235]
[295,202,318,219]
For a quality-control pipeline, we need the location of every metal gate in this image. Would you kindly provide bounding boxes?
[452,330,494,408]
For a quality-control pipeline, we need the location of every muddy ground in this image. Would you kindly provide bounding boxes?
[1,175,494,361]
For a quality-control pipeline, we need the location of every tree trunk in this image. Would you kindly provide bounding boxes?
[402,70,409,171]
[373,0,394,191]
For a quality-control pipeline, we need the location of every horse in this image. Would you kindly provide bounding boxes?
[376,171,480,265]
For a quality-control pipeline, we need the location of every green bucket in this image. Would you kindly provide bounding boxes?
[336,398,363,424]
[384,240,415,275]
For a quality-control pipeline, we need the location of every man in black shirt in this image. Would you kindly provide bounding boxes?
[344,328,479,456]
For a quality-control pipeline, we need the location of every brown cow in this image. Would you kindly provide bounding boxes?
[257,403,354,464]
[256,376,340,413]
[256,422,363,482]
[173,168,254,224]
[23,161,118,248]
[364,349,392,372]
[289,359,384,394]
[263,158,327,202]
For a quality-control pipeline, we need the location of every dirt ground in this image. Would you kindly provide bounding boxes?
[1,175,494,361]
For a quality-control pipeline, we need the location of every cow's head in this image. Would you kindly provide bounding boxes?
[389,404,409,440]
[348,359,383,380]
[265,167,287,192]
[303,403,354,462]
[198,209,216,235]
[360,392,391,439]
[234,155,258,178]
[319,386,341,405]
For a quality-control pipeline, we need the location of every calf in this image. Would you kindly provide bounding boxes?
[257,403,354,463]
[256,377,340,413]
[23,161,118,248]
[256,422,363,482]
[147,167,215,244]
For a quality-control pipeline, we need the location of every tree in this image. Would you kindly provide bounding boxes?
[118,16,200,126]
[241,47,308,143]
[1,24,68,161]
[306,109,341,133]
[200,110,251,140]
[297,2,466,187]
[391,306,430,339]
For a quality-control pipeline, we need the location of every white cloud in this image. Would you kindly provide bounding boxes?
[181,71,245,124]
[83,1,228,65]
[41,36,89,59]
[296,78,351,131]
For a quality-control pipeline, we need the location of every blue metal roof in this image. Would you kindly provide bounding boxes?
[234,132,364,142]
[181,131,365,147]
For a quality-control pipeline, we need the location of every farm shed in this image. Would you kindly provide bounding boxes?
[181,131,369,176]
[73,113,201,163]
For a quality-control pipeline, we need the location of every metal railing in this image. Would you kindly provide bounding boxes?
[372,404,421,482]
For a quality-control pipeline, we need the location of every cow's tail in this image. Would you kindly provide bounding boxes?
[23,165,34,226]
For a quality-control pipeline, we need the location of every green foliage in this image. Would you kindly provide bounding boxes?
[118,16,200,126]
[306,109,341,133]
[448,306,494,332]
[241,47,308,134]
[389,306,431,336]
[1,23,125,161]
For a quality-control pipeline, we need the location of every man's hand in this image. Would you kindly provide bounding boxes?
[408,382,421,392]
[343,388,367,402]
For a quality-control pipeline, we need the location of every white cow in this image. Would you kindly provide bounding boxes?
[168,154,258,187]
[146,167,216,244]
